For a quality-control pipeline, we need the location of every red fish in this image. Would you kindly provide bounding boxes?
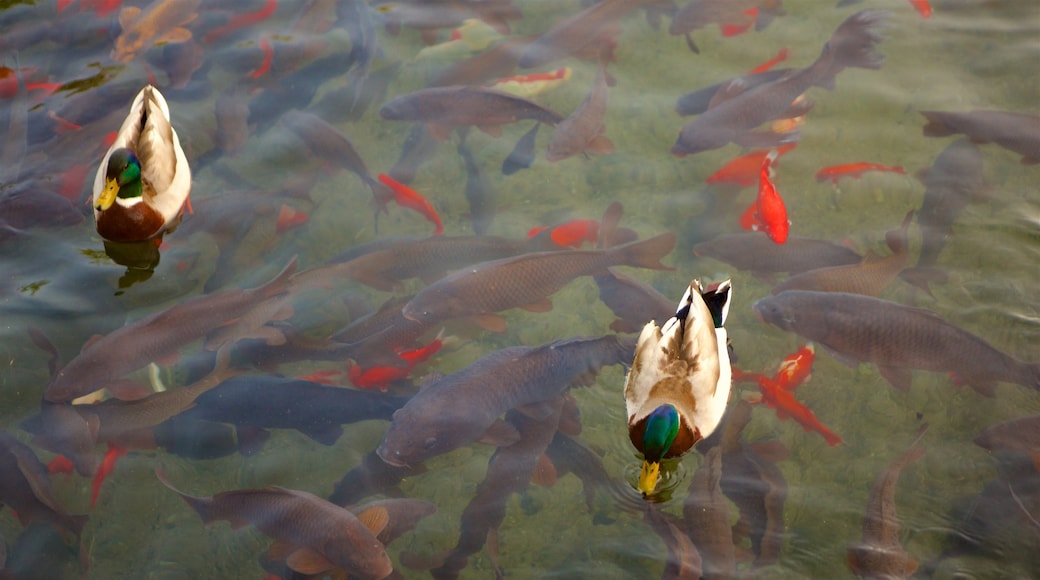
[756,374,842,446]
[47,455,76,475]
[814,162,906,185]
[90,443,127,508]
[247,37,274,79]
[81,0,124,17]
[203,0,277,44]
[739,149,789,244]
[348,335,444,391]
[749,47,790,74]
[527,219,599,248]
[705,143,795,187]
[297,369,342,385]
[376,174,444,235]
[398,335,444,366]
[908,0,931,19]
[774,343,814,389]
[719,7,758,37]
[275,204,308,233]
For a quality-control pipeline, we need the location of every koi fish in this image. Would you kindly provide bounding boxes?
[274,204,309,233]
[694,233,862,276]
[908,0,932,19]
[376,174,444,235]
[847,425,927,578]
[756,374,843,446]
[379,85,563,142]
[246,37,274,79]
[457,136,496,234]
[491,67,571,98]
[90,443,127,508]
[111,0,202,63]
[546,61,614,162]
[0,432,87,538]
[202,0,277,44]
[719,7,759,37]
[594,268,676,334]
[643,503,704,579]
[753,290,1040,395]
[705,143,795,187]
[974,415,1040,465]
[502,122,540,175]
[920,109,1040,165]
[775,343,815,388]
[670,0,784,54]
[673,10,889,156]
[814,162,906,185]
[675,68,792,117]
[527,219,600,248]
[348,335,444,391]
[46,455,75,475]
[518,0,653,69]
[156,468,394,579]
[739,149,789,244]
[681,447,733,578]
[749,47,790,74]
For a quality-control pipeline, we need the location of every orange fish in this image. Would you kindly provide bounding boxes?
[296,369,343,385]
[719,7,758,37]
[814,162,906,185]
[749,47,790,74]
[757,374,842,446]
[111,0,201,63]
[398,335,444,366]
[491,67,572,98]
[739,149,789,244]
[90,443,127,508]
[275,204,308,233]
[348,335,444,391]
[774,343,814,389]
[247,37,274,79]
[47,454,76,475]
[203,0,277,44]
[705,143,795,188]
[376,174,444,235]
[908,0,931,19]
[527,219,600,248]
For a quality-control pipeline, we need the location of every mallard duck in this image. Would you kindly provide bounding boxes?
[624,278,732,496]
[92,85,191,242]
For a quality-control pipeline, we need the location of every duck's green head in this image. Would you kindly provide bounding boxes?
[96,149,142,211]
[638,404,679,495]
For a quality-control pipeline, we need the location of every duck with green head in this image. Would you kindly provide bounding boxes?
[624,278,732,496]
[93,85,191,242]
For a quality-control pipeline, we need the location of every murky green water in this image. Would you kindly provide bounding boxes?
[1,0,1039,578]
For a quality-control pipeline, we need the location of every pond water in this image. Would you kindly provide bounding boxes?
[1,0,1039,578]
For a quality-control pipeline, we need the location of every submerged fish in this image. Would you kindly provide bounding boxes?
[669,0,784,54]
[681,447,735,579]
[546,62,614,162]
[847,425,927,579]
[694,233,862,276]
[673,10,889,156]
[920,109,1040,165]
[0,432,87,538]
[156,469,393,579]
[518,0,651,69]
[376,335,632,468]
[753,291,1040,395]
[111,0,202,63]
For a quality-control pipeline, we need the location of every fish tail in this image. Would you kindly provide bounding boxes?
[919,111,957,137]
[609,232,677,270]
[258,255,298,298]
[816,10,890,82]
[155,467,222,525]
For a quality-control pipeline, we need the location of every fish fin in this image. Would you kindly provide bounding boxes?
[515,400,556,421]
[519,298,553,313]
[297,423,343,446]
[286,547,335,575]
[158,27,193,45]
[531,453,558,487]
[609,319,641,333]
[479,419,520,447]
[81,333,105,352]
[486,527,505,577]
[784,98,815,118]
[471,313,506,332]
[683,33,699,54]
[118,6,141,29]
[817,343,860,368]
[586,135,615,155]
[707,79,746,109]
[898,266,946,297]
[427,123,453,142]
[236,426,271,456]
[877,365,913,392]
[356,505,390,536]
[265,539,298,561]
[477,124,503,138]
[919,112,955,137]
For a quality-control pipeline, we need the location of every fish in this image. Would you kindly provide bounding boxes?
[111,0,202,63]
[0,432,87,538]
[774,343,815,388]
[376,334,633,468]
[594,268,676,334]
[201,0,277,44]
[669,0,785,54]
[738,149,789,244]
[643,503,703,579]
[920,109,1040,165]
[43,257,297,403]
[546,62,614,162]
[457,135,496,234]
[518,0,652,69]
[771,210,913,296]
[903,139,987,294]
[908,0,932,18]
[376,174,444,235]
[274,204,308,233]
[846,425,927,579]
[528,219,601,249]
[389,123,440,185]
[753,290,1040,395]
[418,400,564,578]
[400,232,676,329]
[693,233,862,277]
[706,143,797,188]
[379,85,563,142]
[681,447,735,579]
[502,122,540,175]
[673,10,889,156]
[814,162,906,185]
[974,415,1040,465]
[328,450,423,508]
[675,68,792,117]
[90,443,127,508]
[756,374,843,446]
[429,35,533,88]
[348,335,444,391]
[491,66,572,98]
[750,47,790,74]
[155,468,394,579]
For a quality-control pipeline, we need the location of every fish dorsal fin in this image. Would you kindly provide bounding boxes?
[356,505,390,536]
[286,547,335,575]
[708,78,747,109]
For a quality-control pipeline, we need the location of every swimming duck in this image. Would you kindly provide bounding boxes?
[92,85,191,242]
[624,278,732,496]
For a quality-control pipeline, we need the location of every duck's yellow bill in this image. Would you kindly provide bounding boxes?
[638,460,660,496]
[96,178,120,211]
